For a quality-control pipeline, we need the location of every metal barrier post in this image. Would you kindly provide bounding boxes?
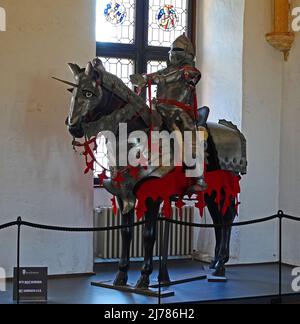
[16,217,22,305]
[158,217,163,305]
[278,210,283,303]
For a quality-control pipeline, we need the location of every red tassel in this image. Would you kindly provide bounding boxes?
[175,198,186,219]
[75,137,98,175]
[98,171,108,186]
[111,196,117,216]
[135,168,241,220]
[113,172,125,187]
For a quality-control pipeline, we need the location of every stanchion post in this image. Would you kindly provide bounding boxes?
[158,217,163,305]
[16,216,22,305]
[278,210,283,304]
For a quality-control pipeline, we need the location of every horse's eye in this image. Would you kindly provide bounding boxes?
[84,91,94,99]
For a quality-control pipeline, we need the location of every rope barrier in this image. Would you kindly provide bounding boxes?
[158,215,279,228]
[281,214,300,222]
[19,220,147,232]
[1,210,299,305]
[0,221,19,230]
[0,212,299,233]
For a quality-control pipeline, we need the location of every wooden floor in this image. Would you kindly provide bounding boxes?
[0,260,299,304]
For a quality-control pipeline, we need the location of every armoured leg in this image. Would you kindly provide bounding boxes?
[136,198,161,289]
[206,193,223,270]
[158,220,171,285]
[113,206,134,287]
[174,110,207,194]
[220,199,236,264]
[211,197,236,278]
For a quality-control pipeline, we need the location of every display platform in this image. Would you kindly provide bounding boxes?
[0,260,299,304]
[91,280,175,298]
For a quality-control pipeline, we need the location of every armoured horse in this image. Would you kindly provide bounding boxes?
[55,58,247,289]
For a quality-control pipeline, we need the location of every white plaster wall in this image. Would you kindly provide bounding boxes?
[280,0,300,266]
[196,0,245,128]
[239,0,283,264]
[0,0,96,276]
[195,0,245,263]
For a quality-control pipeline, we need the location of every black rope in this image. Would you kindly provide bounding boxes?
[158,215,279,228]
[0,212,299,233]
[19,220,147,233]
[282,214,300,222]
[0,221,18,230]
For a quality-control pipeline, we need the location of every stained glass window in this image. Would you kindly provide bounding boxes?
[99,57,134,88]
[95,0,195,183]
[96,0,136,44]
[148,0,189,47]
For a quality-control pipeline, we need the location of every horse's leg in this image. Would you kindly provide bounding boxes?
[136,198,161,289]
[205,193,223,270]
[211,198,236,278]
[158,220,171,285]
[113,206,134,287]
[215,199,236,270]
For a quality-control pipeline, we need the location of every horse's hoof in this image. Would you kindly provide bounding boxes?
[158,269,171,286]
[212,266,226,278]
[136,275,150,289]
[209,259,218,270]
[113,271,128,287]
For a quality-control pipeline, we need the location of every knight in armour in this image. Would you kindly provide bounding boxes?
[130,34,207,193]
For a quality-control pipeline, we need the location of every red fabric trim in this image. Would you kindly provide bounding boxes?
[193,90,198,120]
[180,66,201,73]
[74,137,98,174]
[111,196,118,216]
[148,79,153,115]
[135,167,241,219]
[156,98,196,119]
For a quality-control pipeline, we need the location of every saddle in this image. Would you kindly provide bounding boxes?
[152,105,210,130]
[197,106,210,127]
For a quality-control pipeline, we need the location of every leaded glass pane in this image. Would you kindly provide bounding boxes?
[96,0,136,44]
[147,60,168,74]
[148,0,189,47]
[99,57,134,88]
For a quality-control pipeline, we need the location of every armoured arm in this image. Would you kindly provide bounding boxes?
[182,68,201,87]
[151,68,201,88]
[130,67,201,88]
[130,68,181,88]
[149,69,184,86]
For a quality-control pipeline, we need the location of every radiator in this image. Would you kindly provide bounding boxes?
[94,206,194,259]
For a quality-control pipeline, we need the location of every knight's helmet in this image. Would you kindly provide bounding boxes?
[169,34,195,65]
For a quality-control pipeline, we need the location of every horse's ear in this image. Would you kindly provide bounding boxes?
[92,58,103,68]
[93,58,105,72]
[68,63,81,77]
[85,62,94,76]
